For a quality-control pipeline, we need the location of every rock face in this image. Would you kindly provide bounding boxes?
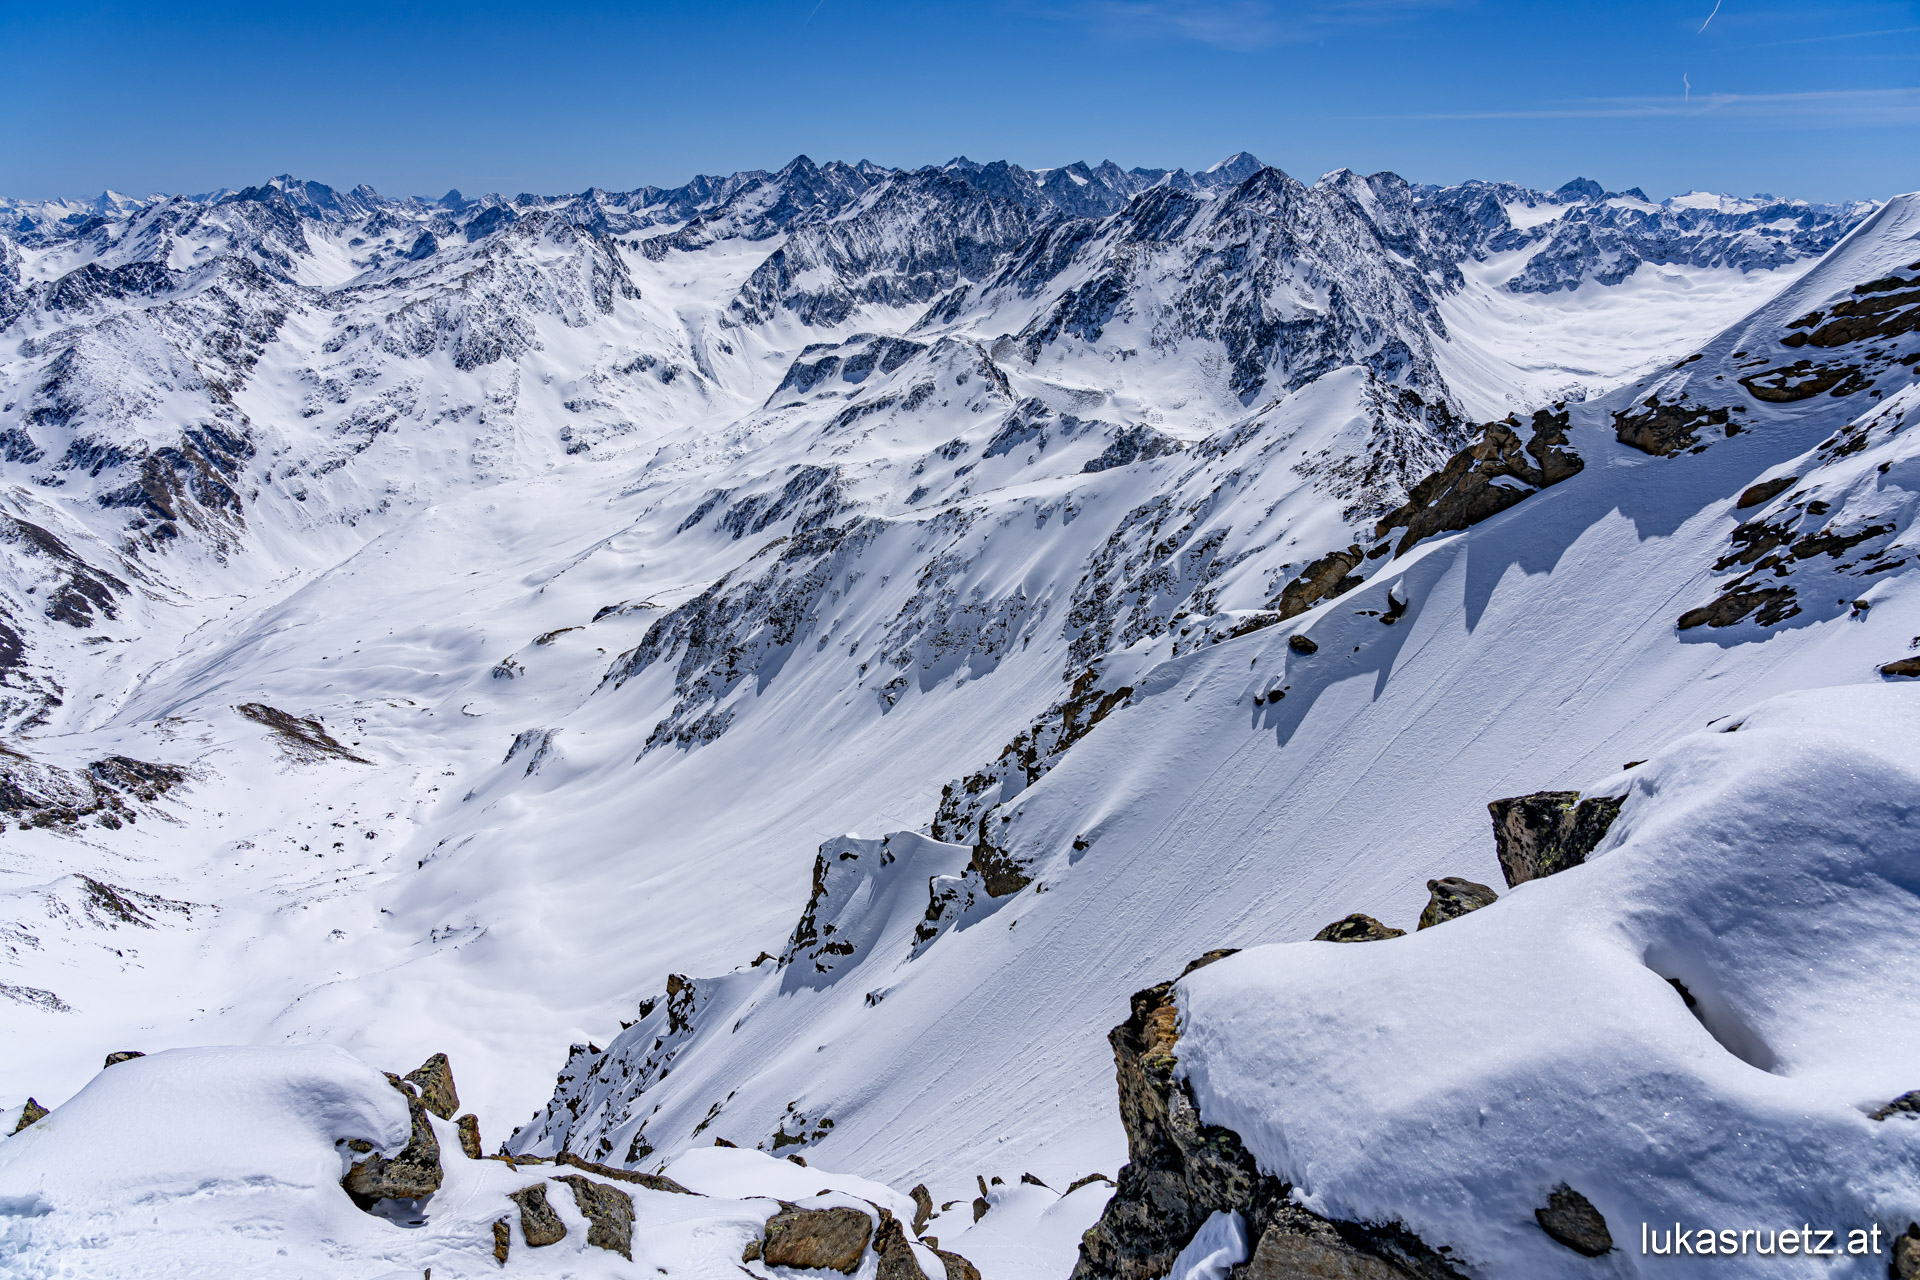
[510,1182,568,1247]
[1415,878,1497,930]
[1374,410,1583,557]
[1069,953,1463,1280]
[1533,1184,1613,1256]
[404,1052,460,1120]
[762,1205,874,1272]
[557,1174,636,1258]
[1487,792,1624,886]
[341,1074,444,1205]
[1312,913,1406,943]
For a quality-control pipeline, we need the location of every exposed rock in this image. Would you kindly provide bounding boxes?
[510,1182,568,1247]
[1870,1090,1920,1120]
[556,1148,697,1193]
[911,1183,934,1235]
[1676,583,1800,630]
[1882,658,1920,679]
[1416,878,1497,930]
[1739,358,1870,403]
[1736,475,1797,509]
[932,1246,982,1280]
[1612,396,1729,456]
[875,1210,932,1280]
[342,1074,443,1206]
[1067,1173,1116,1193]
[13,1098,47,1133]
[102,1050,145,1068]
[972,1197,989,1222]
[1374,410,1582,556]
[1276,546,1365,619]
[236,702,371,765]
[405,1052,460,1120]
[744,1239,764,1262]
[1533,1184,1613,1256]
[557,1173,636,1259]
[762,1204,874,1272]
[1312,913,1406,943]
[1488,791,1624,886]
[1288,634,1318,654]
[492,1217,511,1264]
[457,1113,483,1160]
[1070,954,1461,1280]
[1894,1223,1920,1280]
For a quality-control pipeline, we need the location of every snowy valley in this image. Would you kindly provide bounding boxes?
[0,154,1918,1278]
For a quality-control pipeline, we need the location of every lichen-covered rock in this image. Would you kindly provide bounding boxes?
[932,1246,982,1280]
[557,1173,636,1258]
[510,1182,568,1247]
[762,1205,874,1272]
[1415,878,1497,930]
[404,1052,460,1120]
[342,1075,443,1205]
[1487,791,1623,886]
[1069,951,1460,1280]
[492,1217,511,1263]
[1533,1184,1613,1256]
[1894,1224,1920,1280]
[12,1098,47,1133]
[102,1050,145,1068]
[1312,913,1405,943]
[875,1211,931,1280]
[457,1113,483,1160]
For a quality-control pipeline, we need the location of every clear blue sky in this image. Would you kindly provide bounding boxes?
[4,0,1915,202]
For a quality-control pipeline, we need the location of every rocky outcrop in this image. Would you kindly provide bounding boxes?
[555,1148,696,1193]
[1070,951,1463,1280]
[1374,409,1583,556]
[1,748,189,831]
[492,1217,511,1263]
[510,1182,568,1247]
[1415,878,1497,929]
[236,703,370,765]
[12,1098,47,1133]
[1488,792,1623,886]
[1312,914,1405,943]
[404,1052,460,1120]
[457,1113,483,1159]
[1882,658,1920,679]
[341,1073,443,1206]
[1533,1184,1613,1256]
[1275,546,1365,620]
[1612,395,1731,456]
[102,1050,144,1067]
[910,1184,934,1234]
[557,1174,636,1258]
[761,1205,874,1272]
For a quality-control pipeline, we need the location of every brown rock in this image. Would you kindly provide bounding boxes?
[457,1114,483,1160]
[1613,397,1729,456]
[744,1239,764,1262]
[557,1174,636,1259]
[1488,792,1624,887]
[1066,1173,1115,1194]
[972,1197,990,1222]
[1893,1223,1920,1280]
[556,1148,696,1194]
[1243,1222,1417,1279]
[911,1183,934,1235]
[510,1182,568,1247]
[876,1211,932,1280]
[1288,634,1318,654]
[492,1217,510,1264]
[934,1248,982,1280]
[404,1053,461,1121]
[1312,914,1405,943]
[1870,1090,1920,1120]
[1735,475,1797,509]
[12,1098,47,1133]
[1277,546,1367,620]
[342,1075,443,1205]
[1534,1184,1612,1256]
[102,1050,145,1068]
[1882,657,1920,679]
[1416,878,1497,929]
[762,1205,874,1272]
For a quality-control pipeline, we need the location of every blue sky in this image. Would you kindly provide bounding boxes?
[3,0,1915,201]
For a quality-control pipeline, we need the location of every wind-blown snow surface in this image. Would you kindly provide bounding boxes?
[0,155,1912,1274]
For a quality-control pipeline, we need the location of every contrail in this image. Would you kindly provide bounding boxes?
[804,0,827,25]
[1684,72,1691,101]
[1699,0,1721,32]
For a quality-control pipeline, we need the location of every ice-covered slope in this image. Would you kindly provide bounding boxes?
[0,156,1905,1275]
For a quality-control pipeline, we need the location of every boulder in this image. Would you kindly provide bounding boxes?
[509,1182,568,1247]
[492,1217,511,1263]
[557,1173,636,1259]
[342,1075,443,1205]
[1416,878,1497,930]
[762,1204,874,1272]
[1871,1090,1920,1120]
[910,1183,934,1234]
[1487,792,1623,886]
[404,1053,460,1120]
[1533,1184,1613,1256]
[12,1098,47,1133]
[1243,1218,1421,1279]
[933,1247,983,1280]
[102,1050,145,1068]
[1882,658,1920,679]
[875,1211,931,1280]
[457,1113,483,1160]
[1895,1224,1920,1280]
[1287,634,1318,654]
[1312,914,1405,943]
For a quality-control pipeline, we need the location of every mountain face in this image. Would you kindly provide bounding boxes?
[0,153,1914,1279]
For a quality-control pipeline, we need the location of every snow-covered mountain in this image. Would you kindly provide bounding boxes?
[1,153,1914,1278]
